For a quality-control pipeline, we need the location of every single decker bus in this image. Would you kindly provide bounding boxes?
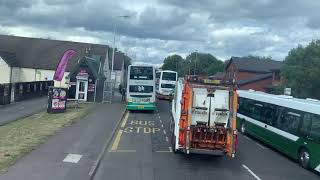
[237,90,320,172]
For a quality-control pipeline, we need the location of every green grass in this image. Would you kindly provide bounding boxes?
[0,103,93,172]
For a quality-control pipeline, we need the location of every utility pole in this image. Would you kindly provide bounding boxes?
[111,15,131,81]
[194,50,198,75]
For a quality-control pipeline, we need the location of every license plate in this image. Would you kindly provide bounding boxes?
[138,105,144,109]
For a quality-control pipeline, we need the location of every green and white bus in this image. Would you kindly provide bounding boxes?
[126,65,156,111]
[237,90,320,172]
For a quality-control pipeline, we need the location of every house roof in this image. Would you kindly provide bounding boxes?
[68,56,105,79]
[225,56,283,73]
[238,73,273,86]
[0,34,110,72]
[0,50,18,66]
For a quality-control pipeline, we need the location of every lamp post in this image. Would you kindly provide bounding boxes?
[111,15,131,81]
[194,50,198,75]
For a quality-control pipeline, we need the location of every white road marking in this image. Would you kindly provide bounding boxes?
[165,136,169,142]
[63,154,82,163]
[109,149,136,153]
[163,130,166,134]
[244,136,252,141]
[155,150,171,153]
[255,142,266,150]
[168,147,172,152]
[161,124,164,128]
[160,119,162,123]
[242,164,262,180]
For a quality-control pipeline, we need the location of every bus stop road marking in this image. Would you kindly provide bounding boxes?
[110,130,123,151]
[242,164,262,180]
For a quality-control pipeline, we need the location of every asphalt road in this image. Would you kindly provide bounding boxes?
[0,97,47,125]
[94,100,319,180]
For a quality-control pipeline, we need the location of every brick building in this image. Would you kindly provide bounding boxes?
[224,56,282,92]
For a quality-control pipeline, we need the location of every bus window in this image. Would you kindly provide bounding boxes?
[252,103,263,122]
[300,113,312,138]
[162,72,177,81]
[310,115,320,142]
[261,104,278,125]
[279,110,301,135]
[130,66,153,80]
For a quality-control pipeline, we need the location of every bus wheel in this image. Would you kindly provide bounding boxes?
[240,122,246,134]
[299,148,310,169]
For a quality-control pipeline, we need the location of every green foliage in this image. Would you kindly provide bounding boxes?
[161,52,224,77]
[244,55,273,61]
[282,40,320,99]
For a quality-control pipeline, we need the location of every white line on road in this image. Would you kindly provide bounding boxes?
[255,142,266,150]
[244,135,252,141]
[109,149,136,153]
[163,130,166,134]
[165,136,169,142]
[160,119,162,123]
[168,147,172,152]
[63,154,82,163]
[161,124,164,128]
[242,164,262,180]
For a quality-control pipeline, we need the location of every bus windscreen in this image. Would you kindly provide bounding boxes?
[130,66,153,80]
[162,72,176,81]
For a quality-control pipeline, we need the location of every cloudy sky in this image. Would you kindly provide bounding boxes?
[1,0,320,65]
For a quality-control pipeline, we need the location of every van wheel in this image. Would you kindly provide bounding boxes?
[299,148,310,169]
[171,133,177,153]
[240,122,246,134]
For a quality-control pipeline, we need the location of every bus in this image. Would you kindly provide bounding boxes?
[155,70,177,100]
[237,90,320,172]
[126,65,156,111]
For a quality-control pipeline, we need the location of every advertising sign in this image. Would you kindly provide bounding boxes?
[47,87,67,113]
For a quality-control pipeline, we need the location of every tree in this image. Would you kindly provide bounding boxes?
[282,40,320,99]
[244,55,273,61]
[161,54,184,76]
[161,52,224,77]
[185,52,224,76]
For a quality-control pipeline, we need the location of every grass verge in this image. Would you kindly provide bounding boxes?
[0,103,93,172]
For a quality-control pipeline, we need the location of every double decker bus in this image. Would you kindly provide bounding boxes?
[237,90,320,171]
[155,70,177,100]
[126,65,156,111]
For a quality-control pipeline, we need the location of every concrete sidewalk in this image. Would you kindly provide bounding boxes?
[0,95,126,180]
[0,97,47,126]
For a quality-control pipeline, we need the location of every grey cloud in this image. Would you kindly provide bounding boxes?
[0,0,36,9]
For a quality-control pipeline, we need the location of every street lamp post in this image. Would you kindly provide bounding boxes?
[194,50,198,75]
[111,15,131,81]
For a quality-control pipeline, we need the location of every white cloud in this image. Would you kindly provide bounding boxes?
[1,0,320,64]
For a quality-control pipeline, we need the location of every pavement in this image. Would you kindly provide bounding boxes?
[0,97,48,126]
[0,94,126,180]
[93,100,319,180]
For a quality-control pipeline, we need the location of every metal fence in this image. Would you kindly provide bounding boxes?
[0,81,54,105]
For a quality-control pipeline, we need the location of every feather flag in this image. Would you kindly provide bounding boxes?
[53,49,76,81]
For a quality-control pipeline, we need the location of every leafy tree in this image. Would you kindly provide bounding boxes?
[161,54,184,76]
[161,52,224,77]
[244,55,273,61]
[282,40,320,99]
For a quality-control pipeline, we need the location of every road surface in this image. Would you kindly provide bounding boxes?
[93,100,319,180]
[0,97,47,125]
